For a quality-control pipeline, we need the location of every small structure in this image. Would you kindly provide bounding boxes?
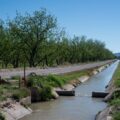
[56,90,75,96]
[92,91,109,98]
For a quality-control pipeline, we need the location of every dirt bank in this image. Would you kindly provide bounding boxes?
[95,60,120,120]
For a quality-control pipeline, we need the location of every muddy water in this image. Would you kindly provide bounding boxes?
[21,61,119,120]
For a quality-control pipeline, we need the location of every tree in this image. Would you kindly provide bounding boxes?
[0,19,11,68]
[21,9,57,67]
[0,9,115,68]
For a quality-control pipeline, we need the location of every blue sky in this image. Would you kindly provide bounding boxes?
[0,0,120,53]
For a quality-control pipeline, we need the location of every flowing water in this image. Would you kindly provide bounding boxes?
[21,61,119,120]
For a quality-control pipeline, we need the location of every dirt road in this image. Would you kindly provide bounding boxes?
[0,60,114,78]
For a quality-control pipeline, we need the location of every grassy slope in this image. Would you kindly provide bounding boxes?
[27,69,90,88]
[0,69,90,102]
[0,84,30,102]
[109,62,120,120]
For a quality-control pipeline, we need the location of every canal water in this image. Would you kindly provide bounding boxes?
[21,61,119,120]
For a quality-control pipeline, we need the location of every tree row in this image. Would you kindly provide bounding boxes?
[0,9,115,68]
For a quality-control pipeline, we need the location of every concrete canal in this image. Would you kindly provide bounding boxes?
[21,61,119,120]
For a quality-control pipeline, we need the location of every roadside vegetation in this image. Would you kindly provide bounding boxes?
[27,70,88,88]
[27,70,90,101]
[0,112,5,120]
[0,83,30,102]
[0,70,89,102]
[109,63,120,120]
[0,9,115,69]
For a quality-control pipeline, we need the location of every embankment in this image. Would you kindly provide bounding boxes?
[96,60,120,120]
[0,60,115,120]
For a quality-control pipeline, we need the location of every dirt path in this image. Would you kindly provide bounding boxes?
[0,60,114,78]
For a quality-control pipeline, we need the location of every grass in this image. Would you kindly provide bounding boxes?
[0,69,89,102]
[10,75,20,80]
[27,70,89,88]
[113,63,120,87]
[108,62,120,119]
[110,98,120,106]
[0,83,30,102]
[0,84,16,102]
[58,70,89,82]
[113,112,120,120]
[0,112,5,120]
[38,86,52,101]
[12,88,30,101]
[27,70,89,101]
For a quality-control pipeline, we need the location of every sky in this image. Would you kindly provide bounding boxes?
[0,0,120,53]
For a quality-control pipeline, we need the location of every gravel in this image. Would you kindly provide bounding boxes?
[0,60,113,78]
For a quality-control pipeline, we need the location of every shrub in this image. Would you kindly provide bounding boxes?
[27,75,45,88]
[46,75,65,87]
[115,79,120,88]
[0,96,7,102]
[113,112,120,120]
[0,113,5,120]
[110,99,120,106]
[39,86,52,101]
[12,88,30,101]
[12,93,20,101]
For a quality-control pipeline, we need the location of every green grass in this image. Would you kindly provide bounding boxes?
[59,70,88,81]
[12,88,30,101]
[113,63,120,87]
[110,98,120,106]
[109,63,120,106]
[38,86,52,101]
[0,84,16,102]
[26,70,89,101]
[108,62,120,119]
[0,70,89,102]
[27,70,89,88]
[0,84,30,102]
[11,75,20,80]
[113,112,120,120]
[0,112,5,120]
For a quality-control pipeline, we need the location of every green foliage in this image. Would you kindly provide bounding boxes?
[0,96,7,102]
[38,86,52,101]
[27,70,88,88]
[27,75,64,88]
[0,83,30,102]
[27,75,45,88]
[27,71,87,101]
[0,85,12,102]
[12,88,30,101]
[115,79,120,88]
[61,70,88,81]
[110,98,120,106]
[46,75,65,87]
[113,112,120,120]
[0,9,114,68]
[109,63,120,119]
[0,113,5,120]
[113,64,120,87]
[11,75,20,80]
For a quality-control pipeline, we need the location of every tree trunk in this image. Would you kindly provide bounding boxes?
[45,55,48,66]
